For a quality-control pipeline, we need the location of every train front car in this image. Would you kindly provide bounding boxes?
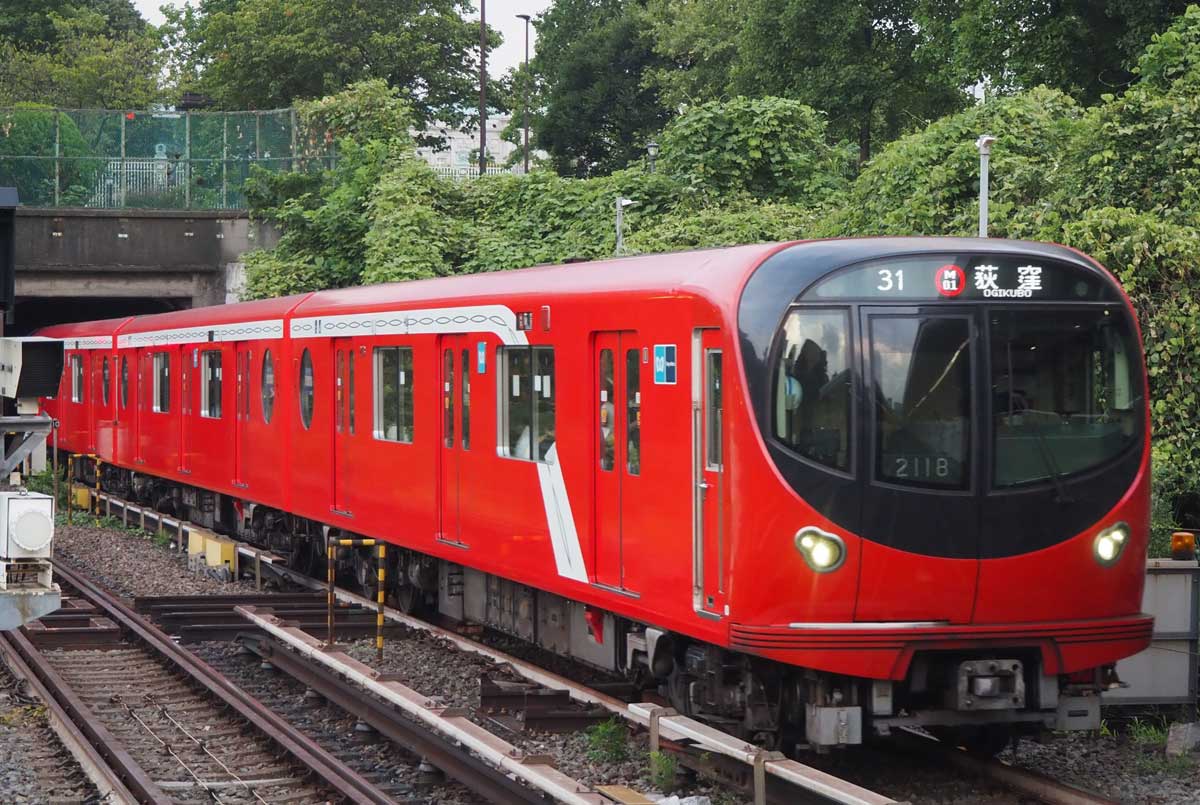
[729,238,1151,753]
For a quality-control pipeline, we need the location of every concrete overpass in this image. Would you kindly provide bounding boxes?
[12,208,278,334]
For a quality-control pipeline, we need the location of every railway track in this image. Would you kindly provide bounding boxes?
[61,488,1127,805]
[2,560,396,804]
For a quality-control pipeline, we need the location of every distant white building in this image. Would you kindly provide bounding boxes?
[414,114,540,178]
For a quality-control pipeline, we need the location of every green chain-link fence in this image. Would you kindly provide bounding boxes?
[0,107,332,210]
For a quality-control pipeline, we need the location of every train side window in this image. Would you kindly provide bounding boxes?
[101,357,110,406]
[499,346,555,462]
[299,348,314,429]
[773,309,852,472]
[461,348,470,450]
[70,354,83,403]
[120,356,129,409]
[261,349,275,423]
[200,350,222,418]
[626,348,641,475]
[373,347,414,443]
[152,352,170,413]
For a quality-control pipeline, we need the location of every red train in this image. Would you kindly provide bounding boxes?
[41,238,1152,753]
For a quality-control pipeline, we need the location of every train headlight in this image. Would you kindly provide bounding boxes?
[1093,522,1130,567]
[794,527,845,573]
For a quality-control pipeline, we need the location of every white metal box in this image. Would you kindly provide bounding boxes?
[0,491,54,560]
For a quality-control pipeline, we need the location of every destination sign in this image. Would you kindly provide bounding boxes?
[804,254,1117,302]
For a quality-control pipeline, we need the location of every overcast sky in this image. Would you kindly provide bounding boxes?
[132,0,548,78]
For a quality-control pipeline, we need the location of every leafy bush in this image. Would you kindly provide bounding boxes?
[659,96,850,203]
[586,719,628,763]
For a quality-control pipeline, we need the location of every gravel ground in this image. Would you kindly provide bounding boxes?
[0,662,98,804]
[53,519,259,597]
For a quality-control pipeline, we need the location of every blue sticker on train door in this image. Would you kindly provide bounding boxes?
[477,341,487,374]
[653,344,677,384]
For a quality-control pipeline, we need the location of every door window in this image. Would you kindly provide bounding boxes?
[101,357,110,405]
[298,348,314,429]
[120,356,128,409]
[153,352,170,413]
[705,350,723,470]
[461,348,470,450]
[200,351,222,418]
[70,354,83,403]
[443,349,454,447]
[626,348,641,475]
[871,316,971,488]
[598,349,615,471]
[499,346,556,462]
[261,349,275,423]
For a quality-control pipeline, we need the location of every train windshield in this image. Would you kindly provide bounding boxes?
[990,308,1140,487]
[772,304,1142,489]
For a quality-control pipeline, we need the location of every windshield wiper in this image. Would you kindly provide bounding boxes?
[1032,426,1075,505]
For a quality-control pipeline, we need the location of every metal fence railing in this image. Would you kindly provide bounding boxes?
[0,107,331,210]
[429,165,525,180]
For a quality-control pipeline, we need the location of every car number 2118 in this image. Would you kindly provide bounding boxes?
[893,455,950,479]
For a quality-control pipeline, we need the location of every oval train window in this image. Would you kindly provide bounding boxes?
[101,357,110,405]
[262,349,275,423]
[298,348,314,429]
[120,356,128,408]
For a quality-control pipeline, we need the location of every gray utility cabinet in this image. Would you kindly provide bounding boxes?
[1106,559,1198,706]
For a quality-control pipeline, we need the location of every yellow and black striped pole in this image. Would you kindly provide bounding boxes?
[326,538,336,648]
[377,544,386,663]
[325,538,381,651]
[91,454,101,518]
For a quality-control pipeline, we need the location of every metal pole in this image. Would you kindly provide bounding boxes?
[51,423,58,520]
[120,114,126,207]
[479,0,488,177]
[976,134,995,238]
[54,111,61,207]
[184,111,191,209]
[326,538,335,648]
[377,544,386,663]
[290,108,298,172]
[222,114,228,209]
[517,14,531,174]
[615,198,624,255]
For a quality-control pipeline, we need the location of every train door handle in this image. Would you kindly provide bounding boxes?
[698,480,712,490]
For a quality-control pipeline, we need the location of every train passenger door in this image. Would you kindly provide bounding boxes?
[135,351,148,464]
[86,352,99,453]
[438,336,470,546]
[332,338,355,515]
[593,331,639,589]
[232,345,251,488]
[693,328,726,617]
[179,347,192,474]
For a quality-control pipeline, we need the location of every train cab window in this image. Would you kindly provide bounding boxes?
[499,346,555,462]
[120,356,129,409]
[299,348,314,429]
[200,351,222,418]
[990,308,1141,487]
[152,352,170,413]
[773,309,852,471]
[871,316,971,489]
[261,349,275,423]
[706,351,723,469]
[70,354,83,403]
[101,357,110,406]
[626,348,641,475]
[461,348,470,450]
[373,347,414,443]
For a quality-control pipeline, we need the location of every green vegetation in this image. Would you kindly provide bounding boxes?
[585,718,629,763]
[647,749,678,792]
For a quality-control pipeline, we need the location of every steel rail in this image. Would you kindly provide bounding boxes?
[238,631,555,804]
[0,628,152,804]
[893,728,1117,805]
[48,559,396,805]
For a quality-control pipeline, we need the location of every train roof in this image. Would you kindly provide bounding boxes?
[36,238,1111,340]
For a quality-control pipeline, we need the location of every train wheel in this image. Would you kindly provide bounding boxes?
[352,550,376,599]
[396,583,426,615]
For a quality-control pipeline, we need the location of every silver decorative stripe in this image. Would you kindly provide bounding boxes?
[116,319,284,348]
[289,305,523,344]
[786,621,950,630]
[68,336,113,350]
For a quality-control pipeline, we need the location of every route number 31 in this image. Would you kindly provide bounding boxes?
[877,268,904,292]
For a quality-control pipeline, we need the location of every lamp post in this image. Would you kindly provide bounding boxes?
[975,133,995,238]
[615,197,638,255]
[646,140,659,174]
[516,14,531,175]
[479,0,488,177]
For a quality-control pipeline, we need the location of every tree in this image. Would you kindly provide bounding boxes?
[0,10,163,108]
[167,0,498,130]
[533,0,670,176]
[914,0,1192,105]
[0,0,146,50]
